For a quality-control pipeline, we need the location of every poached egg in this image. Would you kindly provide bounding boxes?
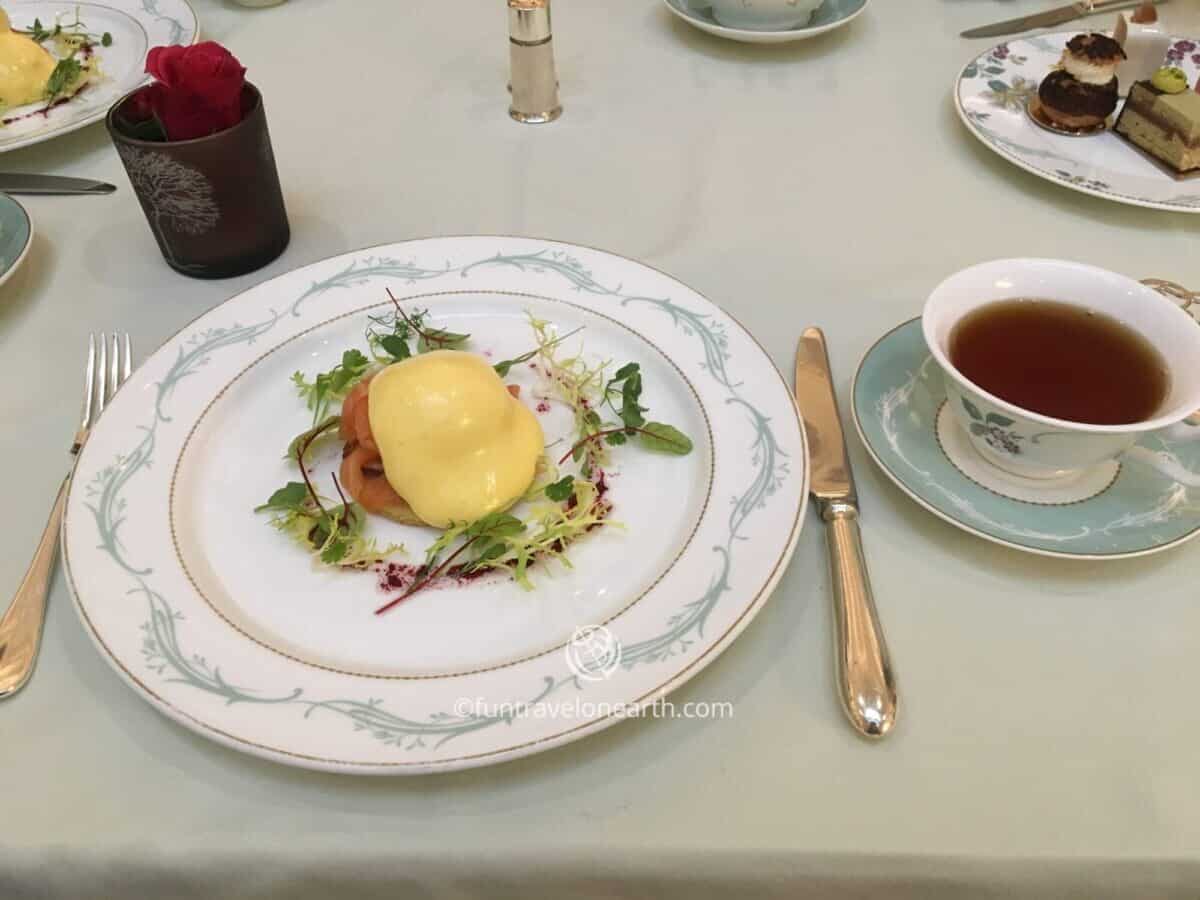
[368,350,544,528]
[0,9,55,110]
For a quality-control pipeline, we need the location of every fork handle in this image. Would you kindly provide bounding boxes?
[0,477,68,699]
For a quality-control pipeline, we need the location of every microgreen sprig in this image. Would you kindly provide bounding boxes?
[291,349,372,426]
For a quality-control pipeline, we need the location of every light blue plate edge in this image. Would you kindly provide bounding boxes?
[851,318,1200,560]
[665,0,868,33]
[0,194,32,284]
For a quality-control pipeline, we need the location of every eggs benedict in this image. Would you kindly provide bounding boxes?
[0,8,55,109]
[362,350,544,528]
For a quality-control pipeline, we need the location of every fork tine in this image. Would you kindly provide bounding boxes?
[121,334,132,383]
[96,332,108,416]
[81,333,96,430]
[108,334,120,401]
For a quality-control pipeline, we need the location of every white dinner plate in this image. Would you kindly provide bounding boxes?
[0,0,198,154]
[956,33,1200,213]
[63,236,808,774]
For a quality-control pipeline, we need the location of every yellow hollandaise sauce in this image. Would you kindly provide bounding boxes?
[368,350,545,528]
[0,10,56,109]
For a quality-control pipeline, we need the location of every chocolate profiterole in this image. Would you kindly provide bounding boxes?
[1038,33,1127,129]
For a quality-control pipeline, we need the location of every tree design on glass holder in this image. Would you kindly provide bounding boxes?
[118,147,220,266]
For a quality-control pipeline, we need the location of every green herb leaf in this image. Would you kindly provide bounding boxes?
[28,18,51,42]
[44,57,82,101]
[466,512,526,539]
[377,333,411,362]
[637,422,693,455]
[101,31,112,46]
[292,350,372,425]
[255,481,309,512]
[612,362,640,382]
[619,374,645,428]
[474,541,509,563]
[417,328,470,353]
[320,537,348,564]
[604,431,628,446]
[544,475,575,502]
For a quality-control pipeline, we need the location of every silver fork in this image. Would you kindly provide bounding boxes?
[0,333,132,699]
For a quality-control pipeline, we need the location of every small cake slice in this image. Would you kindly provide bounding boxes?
[1115,68,1200,176]
[1037,33,1125,129]
[1113,1,1170,98]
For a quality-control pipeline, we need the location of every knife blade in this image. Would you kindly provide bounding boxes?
[960,0,1162,40]
[0,174,116,195]
[795,327,897,739]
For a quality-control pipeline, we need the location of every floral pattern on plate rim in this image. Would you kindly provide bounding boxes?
[956,32,1200,212]
[73,246,799,756]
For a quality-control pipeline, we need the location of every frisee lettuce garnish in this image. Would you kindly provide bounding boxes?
[291,349,371,426]
[259,296,692,600]
[375,477,611,612]
[256,416,403,568]
[255,481,403,568]
[526,316,693,473]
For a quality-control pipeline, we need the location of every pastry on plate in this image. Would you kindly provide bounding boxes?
[1036,33,1126,130]
[1115,67,1200,177]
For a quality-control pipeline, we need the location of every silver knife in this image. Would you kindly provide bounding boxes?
[961,0,1165,39]
[795,327,897,739]
[0,173,115,195]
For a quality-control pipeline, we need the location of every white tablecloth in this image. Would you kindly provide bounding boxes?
[3,0,1199,896]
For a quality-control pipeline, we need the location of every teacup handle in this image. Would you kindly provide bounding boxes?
[1141,278,1199,315]
[1143,277,1200,430]
[1120,280,1200,482]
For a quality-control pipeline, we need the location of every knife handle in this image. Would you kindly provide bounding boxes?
[822,501,897,739]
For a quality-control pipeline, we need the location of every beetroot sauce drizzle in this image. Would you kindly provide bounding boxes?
[372,471,612,614]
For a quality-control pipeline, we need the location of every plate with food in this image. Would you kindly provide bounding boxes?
[62,236,808,774]
[0,0,197,154]
[956,18,1200,212]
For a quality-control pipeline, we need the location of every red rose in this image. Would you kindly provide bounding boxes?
[122,83,163,122]
[143,42,247,141]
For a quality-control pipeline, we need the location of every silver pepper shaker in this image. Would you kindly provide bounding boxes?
[508,0,562,124]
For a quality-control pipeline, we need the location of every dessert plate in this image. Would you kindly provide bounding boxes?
[62,236,808,774]
[0,0,198,155]
[853,319,1200,560]
[0,194,32,287]
[956,32,1200,213]
[661,0,868,45]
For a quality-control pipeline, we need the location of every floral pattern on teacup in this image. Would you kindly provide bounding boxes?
[961,396,1023,455]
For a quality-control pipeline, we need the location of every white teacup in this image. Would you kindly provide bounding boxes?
[698,0,825,31]
[923,259,1200,484]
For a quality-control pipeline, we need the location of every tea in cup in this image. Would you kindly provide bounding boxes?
[922,259,1200,482]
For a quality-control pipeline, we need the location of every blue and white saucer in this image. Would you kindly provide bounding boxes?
[851,319,1200,559]
[661,0,868,44]
[0,194,32,289]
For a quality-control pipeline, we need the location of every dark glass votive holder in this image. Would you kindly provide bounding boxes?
[106,83,290,279]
